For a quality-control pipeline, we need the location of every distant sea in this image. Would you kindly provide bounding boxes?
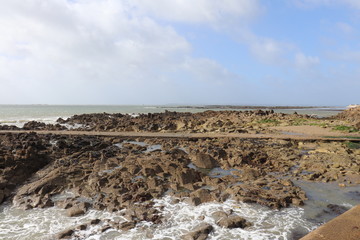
[0,105,345,127]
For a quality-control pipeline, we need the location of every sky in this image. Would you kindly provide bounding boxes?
[0,0,359,106]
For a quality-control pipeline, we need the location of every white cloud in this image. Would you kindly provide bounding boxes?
[326,50,360,62]
[295,52,320,69]
[293,0,360,9]
[342,0,360,8]
[0,0,242,104]
[336,22,354,34]
[131,0,262,27]
[182,58,240,84]
[249,38,288,64]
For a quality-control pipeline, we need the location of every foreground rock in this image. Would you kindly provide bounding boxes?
[182,223,214,240]
[0,129,359,237]
[216,215,251,229]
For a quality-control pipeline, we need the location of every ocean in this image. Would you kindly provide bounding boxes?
[0,105,353,240]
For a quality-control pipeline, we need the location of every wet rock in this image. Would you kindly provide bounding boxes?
[119,221,137,231]
[101,225,112,233]
[0,190,4,204]
[56,229,74,239]
[23,121,67,131]
[216,215,250,229]
[188,189,214,206]
[182,223,214,240]
[175,168,201,186]
[66,202,90,217]
[325,204,349,215]
[90,219,101,225]
[76,224,87,230]
[192,153,219,169]
[211,211,229,221]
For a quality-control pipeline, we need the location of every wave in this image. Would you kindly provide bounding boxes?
[0,196,317,240]
[0,117,67,128]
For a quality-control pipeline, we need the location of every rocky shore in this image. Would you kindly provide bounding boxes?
[0,108,359,239]
[1,110,315,133]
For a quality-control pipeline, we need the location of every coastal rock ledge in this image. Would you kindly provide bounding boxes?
[0,110,359,239]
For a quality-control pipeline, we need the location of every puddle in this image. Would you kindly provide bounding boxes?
[132,175,146,182]
[188,164,241,179]
[114,141,163,153]
[294,180,359,224]
[145,144,162,153]
[209,168,241,178]
[98,166,122,176]
[281,131,305,136]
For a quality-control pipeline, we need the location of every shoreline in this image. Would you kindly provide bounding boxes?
[158,105,344,110]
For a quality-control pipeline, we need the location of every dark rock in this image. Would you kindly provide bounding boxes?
[0,190,4,204]
[175,168,201,186]
[101,226,112,233]
[90,219,101,225]
[326,204,349,215]
[119,221,137,231]
[56,229,74,239]
[76,224,87,230]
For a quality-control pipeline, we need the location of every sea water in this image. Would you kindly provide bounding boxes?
[0,181,358,240]
[0,196,315,240]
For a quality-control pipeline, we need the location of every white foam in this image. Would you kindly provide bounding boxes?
[0,196,317,240]
[95,196,317,239]
[0,203,116,240]
[0,116,66,128]
[149,196,316,240]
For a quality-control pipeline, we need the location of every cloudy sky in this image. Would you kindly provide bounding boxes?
[0,0,359,105]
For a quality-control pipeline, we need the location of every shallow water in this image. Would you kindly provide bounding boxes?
[294,181,359,224]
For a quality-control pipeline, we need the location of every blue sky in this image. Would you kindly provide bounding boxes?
[0,0,359,106]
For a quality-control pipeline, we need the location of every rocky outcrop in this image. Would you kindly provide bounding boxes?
[216,215,251,229]
[191,153,219,169]
[0,133,51,204]
[336,106,360,129]
[51,110,312,133]
[0,125,20,130]
[0,130,359,237]
[23,121,67,131]
[182,223,214,240]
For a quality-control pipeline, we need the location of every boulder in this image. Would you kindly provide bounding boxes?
[211,211,228,221]
[66,202,90,217]
[56,229,74,239]
[182,223,214,240]
[216,215,250,229]
[189,189,214,205]
[192,153,219,169]
[119,221,136,231]
[175,168,200,186]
